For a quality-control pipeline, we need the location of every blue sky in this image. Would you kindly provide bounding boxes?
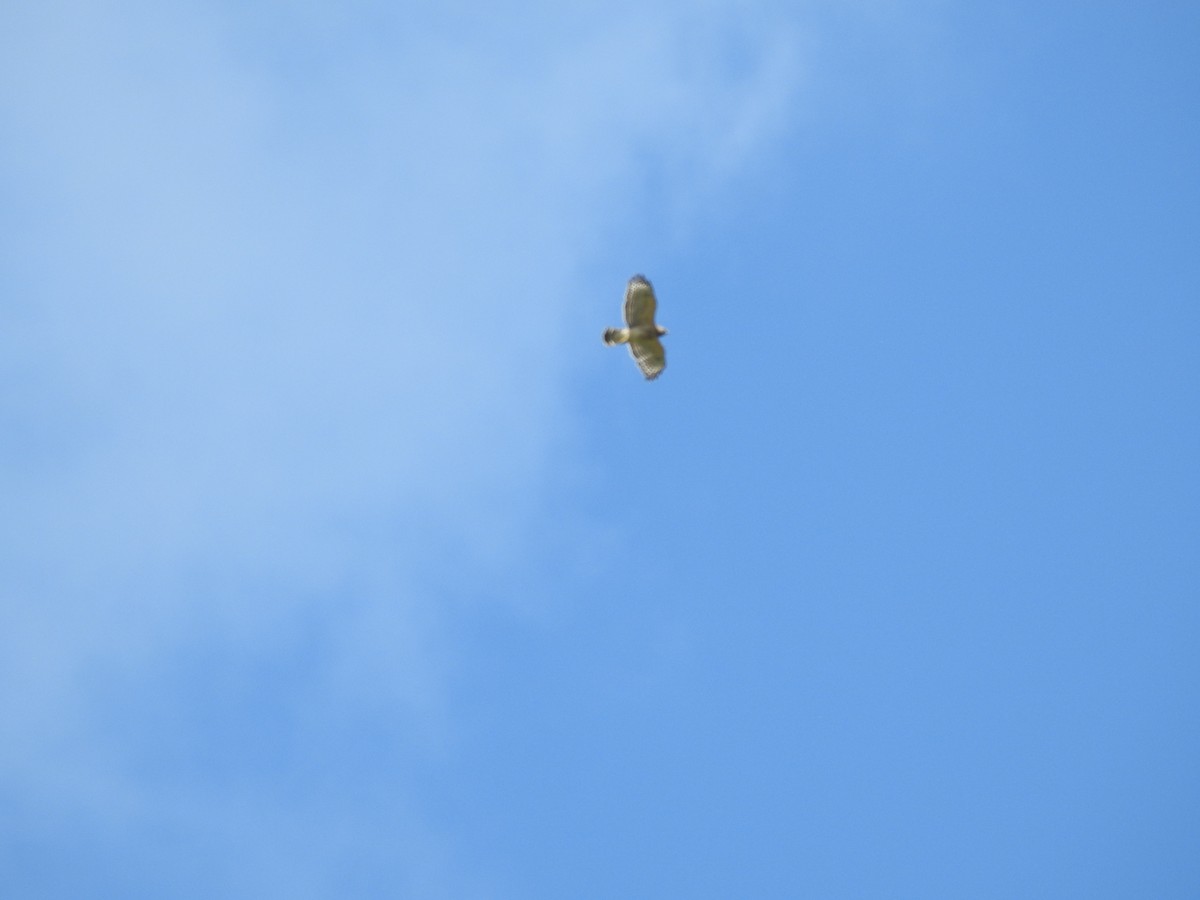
[2,1,1197,897]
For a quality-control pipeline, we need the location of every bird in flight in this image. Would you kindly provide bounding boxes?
[603,274,668,380]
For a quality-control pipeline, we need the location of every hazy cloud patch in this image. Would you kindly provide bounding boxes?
[1,0,803,889]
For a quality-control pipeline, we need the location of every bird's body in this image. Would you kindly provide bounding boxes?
[603,275,667,380]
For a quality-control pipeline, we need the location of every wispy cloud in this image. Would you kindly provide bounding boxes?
[1,0,802,891]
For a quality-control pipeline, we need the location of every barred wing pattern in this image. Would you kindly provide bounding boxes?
[629,333,666,380]
[623,276,657,327]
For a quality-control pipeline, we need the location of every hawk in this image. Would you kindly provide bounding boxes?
[603,274,668,380]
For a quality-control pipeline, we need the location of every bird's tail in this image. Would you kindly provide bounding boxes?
[603,327,630,345]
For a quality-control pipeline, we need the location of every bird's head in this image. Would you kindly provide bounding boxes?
[656,325,668,337]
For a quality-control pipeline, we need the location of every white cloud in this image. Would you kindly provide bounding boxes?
[0,0,802,891]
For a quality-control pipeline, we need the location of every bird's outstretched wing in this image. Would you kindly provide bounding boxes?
[623,275,657,328]
[629,335,666,380]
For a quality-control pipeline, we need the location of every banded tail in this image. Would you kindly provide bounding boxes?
[603,327,630,345]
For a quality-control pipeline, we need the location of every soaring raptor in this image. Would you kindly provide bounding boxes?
[603,274,668,380]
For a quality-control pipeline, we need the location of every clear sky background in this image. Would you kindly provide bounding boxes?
[2,1,1197,897]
